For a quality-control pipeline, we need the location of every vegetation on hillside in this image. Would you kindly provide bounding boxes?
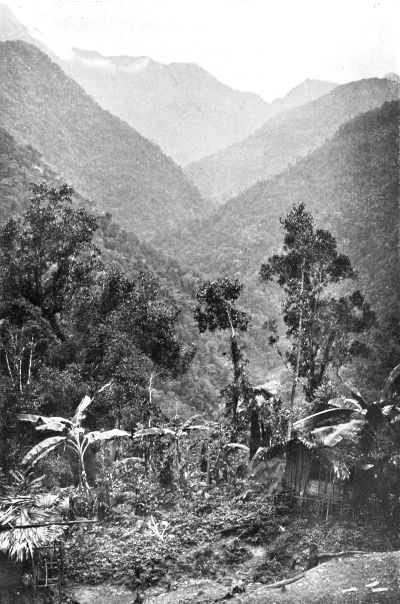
[0,43,399,599]
[0,181,398,603]
[0,184,191,473]
[185,78,399,202]
[0,41,207,240]
[162,101,400,397]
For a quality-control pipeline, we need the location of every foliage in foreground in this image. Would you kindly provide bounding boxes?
[17,389,130,498]
[64,478,397,592]
[0,479,66,562]
[0,183,190,471]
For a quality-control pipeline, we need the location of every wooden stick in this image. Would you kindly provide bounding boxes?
[262,551,365,590]
[0,519,98,531]
[318,550,365,560]
[263,573,305,589]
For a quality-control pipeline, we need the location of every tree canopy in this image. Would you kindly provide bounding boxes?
[260,203,376,430]
[0,184,190,469]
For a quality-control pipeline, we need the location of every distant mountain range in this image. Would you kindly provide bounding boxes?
[62,49,337,165]
[0,40,206,240]
[186,77,400,203]
[0,4,338,166]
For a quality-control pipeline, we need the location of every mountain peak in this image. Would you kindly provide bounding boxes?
[281,78,338,103]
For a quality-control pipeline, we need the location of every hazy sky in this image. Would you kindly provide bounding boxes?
[4,0,400,100]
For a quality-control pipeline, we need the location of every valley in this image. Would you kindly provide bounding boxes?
[0,3,399,603]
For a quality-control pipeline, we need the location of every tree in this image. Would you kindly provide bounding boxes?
[73,268,192,430]
[0,183,191,472]
[260,203,376,436]
[0,183,101,468]
[194,278,252,432]
[0,183,100,342]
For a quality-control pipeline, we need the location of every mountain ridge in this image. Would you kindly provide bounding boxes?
[64,48,337,165]
[0,4,338,166]
[0,40,207,239]
[186,77,400,203]
[159,101,400,326]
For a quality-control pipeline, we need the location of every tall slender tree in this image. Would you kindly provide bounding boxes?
[194,278,251,431]
[260,203,376,436]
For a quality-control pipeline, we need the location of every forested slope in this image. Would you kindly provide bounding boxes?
[0,126,236,417]
[63,49,337,166]
[0,41,207,240]
[169,102,400,392]
[186,78,400,203]
[162,102,400,348]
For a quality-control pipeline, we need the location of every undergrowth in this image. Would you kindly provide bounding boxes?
[64,479,396,594]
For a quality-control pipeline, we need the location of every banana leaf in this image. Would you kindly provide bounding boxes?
[71,395,92,426]
[84,429,130,445]
[311,419,365,447]
[21,436,66,469]
[293,408,355,432]
[132,427,175,439]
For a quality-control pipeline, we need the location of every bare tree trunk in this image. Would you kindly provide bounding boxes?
[288,262,305,439]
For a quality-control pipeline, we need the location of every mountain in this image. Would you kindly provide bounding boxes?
[186,78,400,203]
[0,5,337,167]
[0,41,206,239]
[161,101,400,329]
[271,78,338,110]
[62,49,269,166]
[0,127,58,221]
[0,3,56,59]
[62,49,337,165]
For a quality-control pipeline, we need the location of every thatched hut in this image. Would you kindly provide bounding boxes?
[282,439,352,508]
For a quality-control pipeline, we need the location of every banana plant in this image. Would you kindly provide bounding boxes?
[17,385,130,498]
[132,415,210,478]
[294,363,400,448]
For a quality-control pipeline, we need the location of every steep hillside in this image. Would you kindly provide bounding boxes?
[62,49,269,166]
[186,78,400,203]
[0,127,239,416]
[0,125,196,293]
[162,102,400,328]
[63,49,337,165]
[0,40,206,239]
[0,127,59,221]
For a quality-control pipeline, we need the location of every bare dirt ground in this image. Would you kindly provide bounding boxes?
[146,551,400,603]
